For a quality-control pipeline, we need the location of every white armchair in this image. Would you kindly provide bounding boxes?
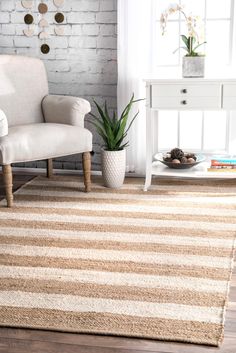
[0,55,92,207]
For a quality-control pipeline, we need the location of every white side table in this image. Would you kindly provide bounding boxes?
[144,78,236,191]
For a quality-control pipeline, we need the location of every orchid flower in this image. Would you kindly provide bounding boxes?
[160,3,206,56]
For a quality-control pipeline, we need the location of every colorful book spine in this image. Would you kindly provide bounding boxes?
[211,159,236,165]
[211,162,236,167]
[209,165,236,168]
[208,166,236,172]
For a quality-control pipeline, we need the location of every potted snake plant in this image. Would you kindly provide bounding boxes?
[89,94,141,188]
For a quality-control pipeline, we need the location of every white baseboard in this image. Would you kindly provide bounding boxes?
[7,167,144,178]
[10,167,102,176]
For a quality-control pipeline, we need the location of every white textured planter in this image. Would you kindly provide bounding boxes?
[101,149,126,188]
[0,110,8,137]
[182,56,205,78]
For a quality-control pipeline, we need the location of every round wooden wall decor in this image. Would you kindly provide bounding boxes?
[24,14,34,24]
[23,28,34,37]
[39,18,49,28]
[55,26,64,35]
[39,31,49,40]
[54,0,65,6]
[38,3,48,14]
[41,44,50,54]
[55,12,64,23]
[21,0,33,9]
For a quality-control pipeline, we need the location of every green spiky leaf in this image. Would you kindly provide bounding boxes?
[89,94,144,151]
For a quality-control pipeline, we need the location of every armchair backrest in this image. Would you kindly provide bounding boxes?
[0,55,49,127]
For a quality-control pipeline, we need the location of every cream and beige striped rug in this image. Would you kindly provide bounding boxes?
[0,175,235,346]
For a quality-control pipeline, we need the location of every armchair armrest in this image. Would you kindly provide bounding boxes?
[42,95,91,128]
[0,110,8,137]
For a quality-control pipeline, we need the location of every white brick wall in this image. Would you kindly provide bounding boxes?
[0,0,117,171]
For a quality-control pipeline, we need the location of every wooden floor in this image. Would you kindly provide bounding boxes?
[0,171,235,353]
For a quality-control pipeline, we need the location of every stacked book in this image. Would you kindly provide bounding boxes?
[208,156,236,172]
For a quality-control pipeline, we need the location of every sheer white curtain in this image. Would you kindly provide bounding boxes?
[117,0,153,175]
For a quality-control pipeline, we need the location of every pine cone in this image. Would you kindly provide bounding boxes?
[186,153,197,161]
[181,156,188,163]
[170,148,184,160]
[164,157,172,162]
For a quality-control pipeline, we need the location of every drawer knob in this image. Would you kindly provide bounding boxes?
[181,100,187,105]
[181,89,187,94]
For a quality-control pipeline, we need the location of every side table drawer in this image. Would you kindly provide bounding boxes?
[151,84,221,98]
[223,84,236,109]
[151,96,222,110]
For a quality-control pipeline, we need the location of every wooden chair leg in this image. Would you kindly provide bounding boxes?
[47,159,53,178]
[82,152,91,192]
[2,164,13,207]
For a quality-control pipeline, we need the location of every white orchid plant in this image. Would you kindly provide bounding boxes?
[160,3,206,57]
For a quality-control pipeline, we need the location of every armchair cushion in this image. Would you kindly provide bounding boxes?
[42,95,91,128]
[0,123,92,165]
[0,110,8,137]
[0,55,48,127]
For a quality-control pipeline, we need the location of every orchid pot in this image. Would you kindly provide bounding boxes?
[182,55,205,78]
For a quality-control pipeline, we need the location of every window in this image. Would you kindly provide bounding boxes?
[151,0,236,154]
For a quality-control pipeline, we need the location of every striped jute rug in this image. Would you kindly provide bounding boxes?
[0,176,235,346]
